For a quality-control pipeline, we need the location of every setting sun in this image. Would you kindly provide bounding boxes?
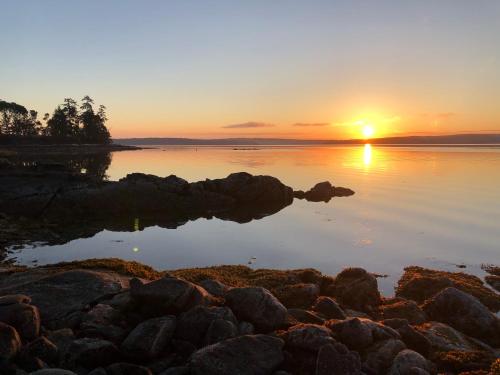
[362,124,375,138]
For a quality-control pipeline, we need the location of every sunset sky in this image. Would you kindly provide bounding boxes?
[2,0,500,139]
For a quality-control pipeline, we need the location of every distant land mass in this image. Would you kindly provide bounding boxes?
[115,133,500,146]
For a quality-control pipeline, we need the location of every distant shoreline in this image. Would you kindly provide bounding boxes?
[0,143,141,156]
[114,133,500,146]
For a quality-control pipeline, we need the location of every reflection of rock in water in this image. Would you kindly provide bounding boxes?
[0,164,354,252]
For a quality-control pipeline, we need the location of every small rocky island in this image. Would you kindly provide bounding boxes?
[0,259,499,374]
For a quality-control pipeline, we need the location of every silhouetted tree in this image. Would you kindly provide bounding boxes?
[79,96,110,144]
[0,100,40,136]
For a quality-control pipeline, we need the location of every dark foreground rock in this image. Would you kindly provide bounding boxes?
[0,260,498,375]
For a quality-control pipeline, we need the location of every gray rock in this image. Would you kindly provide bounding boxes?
[23,336,59,365]
[121,316,176,360]
[326,268,381,312]
[279,324,335,351]
[130,276,212,315]
[315,342,362,375]
[63,338,120,369]
[0,302,40,340]
[189,334,284,375]
[0,269,130,330]
[312,296,346,320]
[362,339,406,374]
[204,319,238,345]
[107,362,153,375]
[288,308,325,325]
[198,279,228,297]
[382,319,431,357]
[225,287,288,331]
[422,287,500,346]
[175,305,236,346]
[45,329,74,361]
[80,304,126,342]
[0,322,21,360]
[388,349,430,375]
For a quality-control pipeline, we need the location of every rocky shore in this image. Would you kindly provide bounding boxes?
[0,259,498,374]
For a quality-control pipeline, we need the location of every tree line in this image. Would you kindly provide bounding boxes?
[0,96,111,144]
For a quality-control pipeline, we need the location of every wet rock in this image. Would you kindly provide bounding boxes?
[311,296,346,320]
[379,299,426,325]
[121,316,176,360]
[130,276,212,316]
[0,302,40,340]
[485,275,500,292]
[382,319,431,357]
[416,321,492,352]
[326,318,400,351]
[23,336,58,365]
[326,268,381,312]
[422,287,500,346]
[362,339,406,374]
[279,324,335,351]
[274,283,319,309]
[175,305,237,346]
[396,266,500,312]
[107,362,153,375]
[388,349,431,375]
[0,322,21,360]
[204,319,238,345]
[63,338,120,369]
[315,342,362,375]
[225,287,288,331]
[189,334,284,375]
[0,269,130,329]
[198,279,229,297]
[288,308,325,325]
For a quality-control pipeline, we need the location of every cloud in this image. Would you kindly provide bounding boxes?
[292,122,330,127]
[421,112,455,119]
[222,121,276,129]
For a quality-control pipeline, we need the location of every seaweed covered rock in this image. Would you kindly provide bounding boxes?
[0,322,21,360]
[0,300,40,340]
[273,283,320,309]
[188,334,284,375]
[379,299,426,325]
[433,350,498,373]
[311,296,346,320]
[225,287,288,331]
[396,266,500,312]
[422,287,500,346]
[326,268,381,312]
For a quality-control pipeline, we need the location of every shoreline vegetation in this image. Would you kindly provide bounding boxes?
[0,257,498,374]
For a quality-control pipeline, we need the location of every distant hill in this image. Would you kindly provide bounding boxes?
[114,134,500,146]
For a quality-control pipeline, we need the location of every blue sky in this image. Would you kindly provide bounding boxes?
[1,0,499,138]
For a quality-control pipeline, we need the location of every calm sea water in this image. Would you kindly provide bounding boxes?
[11,145,500,294]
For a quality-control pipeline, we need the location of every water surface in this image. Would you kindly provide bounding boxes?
[11,145,500,294]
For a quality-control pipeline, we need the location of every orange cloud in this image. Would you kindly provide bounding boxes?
[222,121,276,129]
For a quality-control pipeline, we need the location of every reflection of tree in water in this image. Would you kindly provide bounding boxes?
[7,152,112,180]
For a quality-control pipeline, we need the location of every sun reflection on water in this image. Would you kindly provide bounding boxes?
[363,144,372,166]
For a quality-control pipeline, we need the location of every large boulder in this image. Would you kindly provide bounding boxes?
[422,287,500,346]
[279,324,335,351]
[326,268,381,312]
[204,319,238,345]
[0,322,21,360]
[174,305,237,346]
[0,269,130,329]
[121,316,176,360]
[188,334,284,375]
[225,287,288,331]
[382,319,431,357]
[315,342,362,375]
[326,318,400,351]
[388,349,431,375]
[130,276,212,315]
[396,266,500,312]
[273,283,320,309]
